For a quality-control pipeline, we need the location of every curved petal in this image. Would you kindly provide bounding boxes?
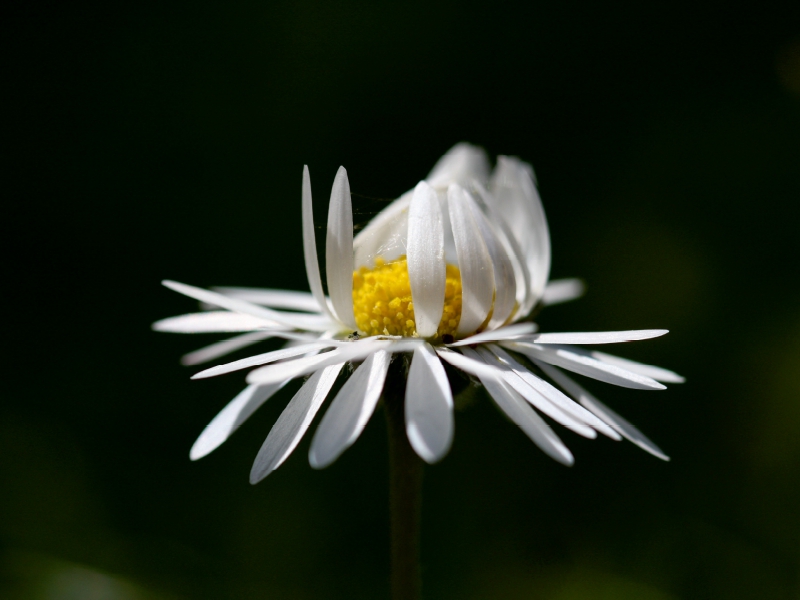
[448,184,494,336]
[353,190,412,268]
[525,330,669,345]
[458,347,573,465]
[426,143,490,189]
[153,311,284,333]
[189,381,290,460]
[162,281,333,332]
[191,340,342,380]
[448,323,537,347]
[308,350,391,468]
[249,362,345,483]
[590,350,685,384]
[302,166,337,320]
[326,167,357,329]
[505,342,666,390]
[490,156,551,310]
[405,343,454,463]
[407,181,446,338]
[538,363,668,460]
[468,199,516,328]
[212,286,322,313]
[181,331,275,366]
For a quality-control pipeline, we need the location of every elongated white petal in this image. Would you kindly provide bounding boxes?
[448,185,495,336]
[405,343,454,463]
[448,322,537,347]
[541,279,585,306]
[474,347,596,439]
[525,329,669,345]
[191,341,342,380]
[326,167,357,329]
[458,346,573,465]
[153,311,284,333]
[435,347,507,380]
[246,338,391,385]
[302,166,337,320]
[189,381,290,460]
[181,331,275,366]
[249,362,345,483]
[468,199,516,328]
[538,363,667,459]
[162,281,333,332]
[353,190,412,268]
[506,342,666,390]
[472,182,532,320]
[487,345,619,440]
[213,286,323,313]
[426,143,490,189]
[590,350,685,383]
[309,350,391,468]
[407,181,446,338]
[490,157,550,311]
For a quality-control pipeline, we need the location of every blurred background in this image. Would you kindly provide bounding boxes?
[4,0,800,598]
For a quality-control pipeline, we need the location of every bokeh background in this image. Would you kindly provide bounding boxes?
[5,1,800,598]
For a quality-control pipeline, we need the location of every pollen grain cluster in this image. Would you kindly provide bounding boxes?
[352,256,461,338]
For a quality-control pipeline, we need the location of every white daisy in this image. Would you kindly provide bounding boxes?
[154,143,683,483]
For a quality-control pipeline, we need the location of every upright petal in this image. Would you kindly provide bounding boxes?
[448,184,494,336]
[302,167,337,320]
[326,167,357,330]
[426,143,490,189]
[250,362,345,483]
[405,343,454,463]
[353,190,412,268]
[190,381,290,460]
[308,350,391,468]
[407,181,446,338]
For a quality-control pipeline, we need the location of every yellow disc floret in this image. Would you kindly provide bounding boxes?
[352,256,462,339]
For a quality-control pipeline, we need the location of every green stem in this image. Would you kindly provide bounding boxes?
[384,372,423,600]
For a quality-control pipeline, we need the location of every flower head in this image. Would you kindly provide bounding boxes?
[155,143,683,483]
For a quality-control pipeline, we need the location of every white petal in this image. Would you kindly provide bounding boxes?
[506,342,666,390]
[162,281,333,332]
[468,199,516,328]
[405,343,454,463]
[472,182,532,321]
[525,329,669,345]
[458,346,573,465]
[538,363,668,460]
[353,190,412,268]
[490,157,551,311]
[302,167,337,320]
[181,331,275,366]
[249,362,345,483]
[448,184,494,336]
[487,344,619,440]
[407,181,446,338]
[189,381,290,460]
[308,350,391,468]
[191,341,342,380]
[435,347,507,380]
[541,278,585,306]
[153,311,284,333]
[426,143,490,189]
[448,322,537,347]
[474,346,596,439]
[213,285,323,313]
[591,351,685,384]
[246,338,391,385]
[325,166,357,329]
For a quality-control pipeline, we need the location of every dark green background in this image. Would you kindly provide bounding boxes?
[5,1,800,598]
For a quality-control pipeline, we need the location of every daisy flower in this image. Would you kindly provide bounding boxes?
[154,143,683,484]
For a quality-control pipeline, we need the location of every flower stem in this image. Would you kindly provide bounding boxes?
[384,370,423,600]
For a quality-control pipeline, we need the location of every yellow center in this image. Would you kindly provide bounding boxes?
[352,256,462,338]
